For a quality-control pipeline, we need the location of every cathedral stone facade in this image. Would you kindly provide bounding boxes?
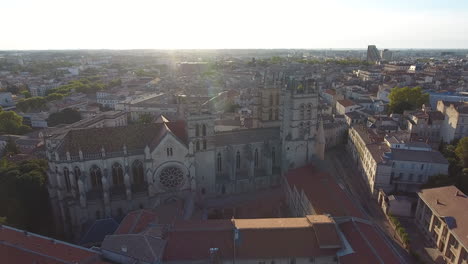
[45,75,325,239]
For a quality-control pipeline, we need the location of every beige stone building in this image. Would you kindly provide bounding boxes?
[415,186,468,264]
[348,126,448,194]
[437,100,468,143]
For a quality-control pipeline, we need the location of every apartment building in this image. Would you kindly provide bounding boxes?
[336,99,360,115]
[407,109,444,142]
[348,126,448,194]
[415,186,468,264]
[437,100,468,143]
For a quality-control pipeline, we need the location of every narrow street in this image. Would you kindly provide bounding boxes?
[323,146,413,264]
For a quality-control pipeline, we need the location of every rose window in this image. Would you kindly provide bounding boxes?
[159,167,184,189]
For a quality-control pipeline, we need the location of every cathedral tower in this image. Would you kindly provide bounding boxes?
[186,108,216,194]
[280,76,320,170]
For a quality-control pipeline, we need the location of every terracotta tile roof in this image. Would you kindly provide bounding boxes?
[163,223,233,261]
[235,227,338,259]
[418,186,468,248]
[0,225,108,263]
[115,210,158,235]
[285,164,365,218]
[164,217,341,261]
[101,234,166,263]
[337,99,357,107]
[339,220,401,264]
[324,89,337,96]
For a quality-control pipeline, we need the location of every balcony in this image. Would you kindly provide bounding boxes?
[450,244,459,255]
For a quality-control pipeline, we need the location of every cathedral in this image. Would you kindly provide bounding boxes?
[45,74,325,238]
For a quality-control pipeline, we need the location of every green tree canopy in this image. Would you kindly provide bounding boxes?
[388,86,429,114]
[3,137,19,155]
[16,97,47,112]
[0,159,52,234]
[0,110,31,135]
[138,113,153,124]
[47,108,81,127]
[455,137,468,168]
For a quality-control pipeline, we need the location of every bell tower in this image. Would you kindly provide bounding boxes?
[186,107,216,194]
[280,76,319,170]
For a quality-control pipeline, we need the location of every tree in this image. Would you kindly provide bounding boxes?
[0,159,52,235]
[388,86,429,114]
[0,110,30,135]
[423,174,455,189]
[47,108,81,127]
[21,90,31,98]
[138,113,153,124]
[45,93,65,102]
[16,97,47,112]
[4,137,19,155]
[455,137,468,168]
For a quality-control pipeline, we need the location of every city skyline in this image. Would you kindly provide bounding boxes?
[1,0,468,50]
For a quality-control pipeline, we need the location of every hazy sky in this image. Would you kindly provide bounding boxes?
[1,0,468,50]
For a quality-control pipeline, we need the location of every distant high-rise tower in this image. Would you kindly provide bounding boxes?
[367,45,381,64]
[380,49,393,62]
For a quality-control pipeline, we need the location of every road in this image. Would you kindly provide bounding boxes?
[324,146,413,264]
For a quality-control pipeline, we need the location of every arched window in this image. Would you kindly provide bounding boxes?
[63,167,71,192]
[236,151,241,169]
[196,140,200,151]
[90,166,102,189]
[269,109,273,120]
[202,124,207,136]
[217,153,222,172]
[195,124,200,137]
[203,139,207,150]
[270,94,273,105]
[112,163,124,186]
[74,166,81,187]
[276,93,280,105]
[254,149,259,168]
[307,104,312,119]
[132,160,145,185]
[299,104,305,119]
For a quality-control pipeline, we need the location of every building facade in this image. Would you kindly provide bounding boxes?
[45,75,325,239]
[415,186,468,264]
[348,126,448,194]
[437,100,468,143]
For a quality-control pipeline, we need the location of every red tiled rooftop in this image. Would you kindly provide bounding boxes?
[164,217,340,261]
[115,209,158,235]
[337,99,356,107]
[285,164,365,218]
[339,220,401,264]
[0,225,107,263]
[324,89,337,96]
